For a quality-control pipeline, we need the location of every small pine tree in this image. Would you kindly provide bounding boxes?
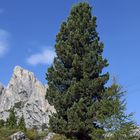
[6,108,17,129]
[0,119,5,128]
[46,2,137,140]
[18,114,26,132]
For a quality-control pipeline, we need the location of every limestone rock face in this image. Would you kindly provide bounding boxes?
[0,83,4,95]
[10,131,29,140]
[0,66,55,129]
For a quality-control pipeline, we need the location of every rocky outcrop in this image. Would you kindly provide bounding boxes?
[10,131,55,140]
[0,83,4,95]
[10,131,29,140]
[0,66,55,129]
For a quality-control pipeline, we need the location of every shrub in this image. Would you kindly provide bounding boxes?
[26,129,48,140]
[0,119,5,128]
[0,127,19,140]
[51,134,71,140]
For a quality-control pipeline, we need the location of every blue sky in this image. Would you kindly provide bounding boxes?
[0,0,140,124]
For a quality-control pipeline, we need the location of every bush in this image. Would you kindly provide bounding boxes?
[26,129,48,140]
[0,119,5,128]
[25,129,38,140]
[51,134,71,140]
[0,127,19,140]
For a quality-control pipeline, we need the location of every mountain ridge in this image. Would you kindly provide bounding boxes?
[0,66,55,129]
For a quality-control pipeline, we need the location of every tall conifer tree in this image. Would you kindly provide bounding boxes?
[6,108,17,129]
[46,2,137,140]
[18,114,26,131]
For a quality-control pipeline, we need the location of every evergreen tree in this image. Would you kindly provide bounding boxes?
[0,119,5,128]
[6,108,17,129]
[18,114,26,132]
[46,2,137,140]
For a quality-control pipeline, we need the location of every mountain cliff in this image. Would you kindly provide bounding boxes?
[0,66,55,129]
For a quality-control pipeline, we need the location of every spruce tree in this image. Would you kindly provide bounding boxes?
[18,114,26,132]
[6,108,17,129]
[0,119,5,128]
[46,2,137,140]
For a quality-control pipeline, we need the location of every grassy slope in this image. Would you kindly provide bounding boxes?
[0,128,48,140]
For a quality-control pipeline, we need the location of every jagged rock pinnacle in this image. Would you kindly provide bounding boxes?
[0,66,55,129]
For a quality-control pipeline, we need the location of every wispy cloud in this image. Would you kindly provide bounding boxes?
[27,47,56,66]
[0,29,10,57]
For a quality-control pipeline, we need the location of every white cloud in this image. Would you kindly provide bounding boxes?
[0,29,10,57]
[27,48,56,66]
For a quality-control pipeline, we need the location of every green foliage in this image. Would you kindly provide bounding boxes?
[46,2,138,140]
[4,108,27,132]
[0,127,48,140]
[4,109,27,132]
[0,109,48,140]
[51,134,70,140]
[0,119,5,128]
[26,129,39,140]
[25,129,48,140]
[105,122,139,140]
[6,108,17,129]
[41,123,48,131]
[18,114,26,131]
[0,127,19,140]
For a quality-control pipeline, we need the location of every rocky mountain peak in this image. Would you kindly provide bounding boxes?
[0,66,55,129]
[14,65,27,75]
[13,66,35,79]
[8,66,36,88]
